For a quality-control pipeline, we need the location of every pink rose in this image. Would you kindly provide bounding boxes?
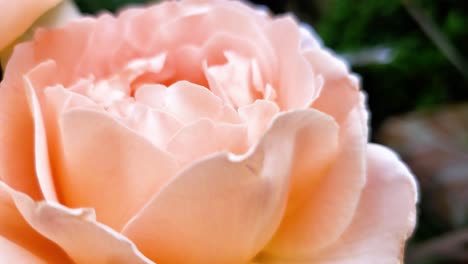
[0,0,418,263]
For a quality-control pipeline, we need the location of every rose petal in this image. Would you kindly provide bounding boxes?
[166,118,248,165]
[205,51,255,107]
[0,237,48,264]
[122,104,183,149]
[238,99,280,145]
[265,105,367,259]
[57,109,178,230]
[0,183,72,263]
[134,84,167,108]
[44,84,100,115]
[266,16,320,109]
[0,182,153,264]
[0,59,41,200]
[24,72,58,202]
[306,48,360,124]
[0,0,61,50]
[306,144,418,263]
[122,109,338,264]
[31,19,96,85]
[164,80,225,123]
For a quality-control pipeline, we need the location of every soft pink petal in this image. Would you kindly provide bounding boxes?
[122,109,338,264]
[306,144,418,264]
[164,81,224,123]
[166,118,248,165]
[24,73,58,202]
[0,183,72,263]
[44,84,100,114]
[134,84,167,108]
[266,16,321,109]
[0,237,48,264]
[0,0,61,50]
[306,48,360,124]
[43,85,102,190]
[0,55,41,200]
[0,182,153,264]
[30,19,97,86]
[205,51,255,107]
[56,109,178,230]
[238,99,279,145]
[155,2,275,76]
[122,104,183,149]
[265,106,367,259]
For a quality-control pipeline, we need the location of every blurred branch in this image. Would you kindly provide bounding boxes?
[342,46,394,66]
[403,0,468,81]
[407,228,468,263]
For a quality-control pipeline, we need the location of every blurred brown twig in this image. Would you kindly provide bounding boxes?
[407,228,468,263]
[403,0,468,81]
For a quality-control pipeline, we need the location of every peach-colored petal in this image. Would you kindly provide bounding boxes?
[0,182,72,263]
[0,182,153,264]
[24,72,57,202]
[0,237,48,264]
[166,119,247,165]
[0,57,41,200]
[306,48,360,124]
[26,18,98,86]
[122,104,183,148]
[238,99,279,145]
[44,84,101,115]
[164,81,224,123]
[0,0,62,50]
[134,84,167,108]
[306,144,418,264]
[156,2,274,75]
[1,0,81,67]
[265,106,367,259]
[205,51,255,107]
[266,16,320,109]
[122,109,338,264]
[299,24,321,50]
[57,109,178,230]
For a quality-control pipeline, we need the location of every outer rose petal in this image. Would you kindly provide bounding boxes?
[0,182,154,264]
[266,16,321,109]
[265,105,367,259]
[0,50,42,200]
[24,74,57,202]
[0,0,62,50]
[0,183,72,263]
[0,237,47,264]
[57,109,179,230]
[1,0,81,67]
[306,48,360,124]
[307,144,418,264]
[122,109,338,264]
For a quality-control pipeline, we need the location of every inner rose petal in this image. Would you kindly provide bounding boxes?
[42,49,280,168]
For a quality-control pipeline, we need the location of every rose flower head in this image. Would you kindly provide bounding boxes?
[0,0,418,263]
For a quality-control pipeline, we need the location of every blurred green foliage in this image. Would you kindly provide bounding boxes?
[312,0,468,131]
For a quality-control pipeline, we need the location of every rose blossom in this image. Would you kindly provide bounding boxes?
[0,0,418,263]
